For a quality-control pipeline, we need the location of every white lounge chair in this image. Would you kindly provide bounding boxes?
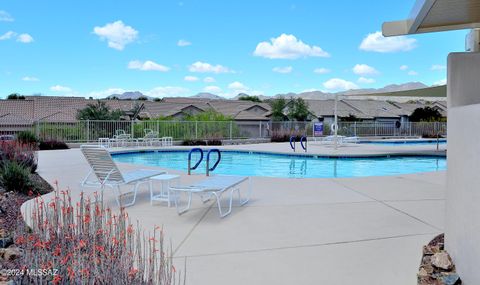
[80,145,165,207]
[169,175,252,218]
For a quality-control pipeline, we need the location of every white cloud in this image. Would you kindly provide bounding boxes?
[0,31,16,41]
[93,21,138,50]
[272,66,292,74]
[431,64,446,71]
[359,31,417,53]
[22,76,39,82]
[253,33,330,59]
[17,33,34,43]
[228,81,248,90]
[314,68,330,74]
[352,64,379,76]
[204,85,223,93]
[0,31,34,43]
[0,11,14,22]
[203,77,216,83]
[400,65,409,71]
[189,61,231,73]
[147,86,189,98]
[128,60,170,72]
[184,75,199,82]
[177,39,191,47]
[408,70,418,76]
[357,77,375,84]
[433,79,447,86]
[323,78,359,91]
[50,85,72,92]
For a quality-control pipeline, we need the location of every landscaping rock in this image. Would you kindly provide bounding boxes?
[431,252,453,271]
[420,264,434,275]
[418,234,461,285]
[1,247,23,261]
[423,245,441,255]
[439,273,460,285]
[0,238,13,249]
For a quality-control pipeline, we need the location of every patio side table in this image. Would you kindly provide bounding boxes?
[150,174,180,207]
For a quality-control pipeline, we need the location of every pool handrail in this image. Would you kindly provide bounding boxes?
[188,148,204,175]
[289,136,296,152]
[206,149,222,176]
[300,136,307,152]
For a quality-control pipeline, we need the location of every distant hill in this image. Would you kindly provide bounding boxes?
[108,91,152,100]
[274,82,441,100]
[340,82,429,96]
[106,82,445,102]
[189,92,225,100]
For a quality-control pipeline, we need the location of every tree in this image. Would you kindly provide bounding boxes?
[76,100,124,120]
[269,98,287,121]
[184,109,233,121]
[153,97,162,102]
[138,96,148,101]
[409,107,443,122]
[340,114,362,122]
[238,95,262,103]
[287,98,310,121]
[7,93,25,100]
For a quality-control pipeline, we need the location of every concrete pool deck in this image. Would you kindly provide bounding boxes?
[25,142,446,285]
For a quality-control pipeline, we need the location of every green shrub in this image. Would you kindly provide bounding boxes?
[0,141,38,173]
[207,139,222,146]
[39,140,69,150]
[16,131,38,144]
[0,161,33,194]
[270,130,303,143]
[182,139,207,146]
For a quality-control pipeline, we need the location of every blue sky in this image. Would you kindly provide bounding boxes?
[0,0,467,98]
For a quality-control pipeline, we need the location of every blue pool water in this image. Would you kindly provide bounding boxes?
[112,150,446,179]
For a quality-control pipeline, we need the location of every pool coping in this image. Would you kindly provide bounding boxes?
[108,147,447,159]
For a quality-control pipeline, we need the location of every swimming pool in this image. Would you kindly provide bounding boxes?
[112,150,446,179]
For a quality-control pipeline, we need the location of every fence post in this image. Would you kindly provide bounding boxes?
[374,121,377,137]
[259,121,262,138]
[86,120,90,142]
[35,121,40,139]
[229,121,233,141]
[195,121,198,139]
[354,122,357,137]
[131,120,134,138]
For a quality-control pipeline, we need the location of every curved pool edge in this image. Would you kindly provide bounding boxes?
[108,146,447,159]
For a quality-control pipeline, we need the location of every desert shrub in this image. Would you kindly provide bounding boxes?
[16,131,38,144]
[206,139,222,146]
[182,139,207,146]
[270,130,302,143]
[0,161,33,194]
[14,189,183,284]
[39,140,70,150]
[0,141,38,173]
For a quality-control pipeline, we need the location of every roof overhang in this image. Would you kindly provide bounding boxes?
[383,0,480,36]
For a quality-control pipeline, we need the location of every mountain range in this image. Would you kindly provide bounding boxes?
[107,82,442,101]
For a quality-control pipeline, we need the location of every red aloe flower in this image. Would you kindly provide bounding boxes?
[52,275,62,285]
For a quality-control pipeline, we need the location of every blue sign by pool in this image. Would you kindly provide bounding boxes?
[313,122,323,136]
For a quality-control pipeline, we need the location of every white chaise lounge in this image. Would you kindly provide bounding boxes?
[80,145,165,207]
[169,175,252,218]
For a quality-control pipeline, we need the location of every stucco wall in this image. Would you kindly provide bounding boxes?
[446,52,480,284]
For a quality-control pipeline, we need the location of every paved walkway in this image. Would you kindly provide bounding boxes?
[25,144,446,285]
